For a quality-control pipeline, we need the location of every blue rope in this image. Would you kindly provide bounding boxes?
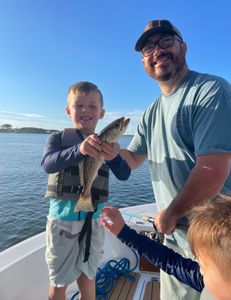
[96,249,138,299]
[71,249,138,300]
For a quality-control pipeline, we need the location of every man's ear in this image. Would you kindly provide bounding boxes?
[66,106,71,117]
[99,108,105,119]
[181,42,187,55]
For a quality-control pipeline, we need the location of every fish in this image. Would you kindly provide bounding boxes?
[74,117,130,212]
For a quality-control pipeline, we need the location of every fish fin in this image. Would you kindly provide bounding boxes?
[74,194,95,212]
[79,186,84,194]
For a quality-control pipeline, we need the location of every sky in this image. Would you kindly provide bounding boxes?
[0,0,230,134]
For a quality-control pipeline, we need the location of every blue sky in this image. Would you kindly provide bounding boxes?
[0,0,230,134]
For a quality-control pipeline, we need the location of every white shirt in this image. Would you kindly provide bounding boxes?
[200,288,215,300]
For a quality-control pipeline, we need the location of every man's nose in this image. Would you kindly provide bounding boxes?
[153,43,162,55]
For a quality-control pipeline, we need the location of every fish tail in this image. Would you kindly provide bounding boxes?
[74,193,95,212]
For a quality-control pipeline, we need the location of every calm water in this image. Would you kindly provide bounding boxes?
[0,133,154,252]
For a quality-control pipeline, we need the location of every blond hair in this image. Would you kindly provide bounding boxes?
[188,194,231,279]
[67,81,103,107]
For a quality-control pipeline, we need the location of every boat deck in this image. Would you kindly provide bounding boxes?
[107,271,160,300]
[104,272,140,300]
[143,279,160,300]
[66,267,160,300]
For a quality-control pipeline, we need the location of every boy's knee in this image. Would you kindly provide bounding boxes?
[77,274,96,300]
[48,286,67,300]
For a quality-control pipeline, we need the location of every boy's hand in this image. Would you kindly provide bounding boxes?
[79,134,102,158]
[101,142,120,161]
[100,206,125,236]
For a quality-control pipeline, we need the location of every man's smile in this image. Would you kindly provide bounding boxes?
[154,54,172,67]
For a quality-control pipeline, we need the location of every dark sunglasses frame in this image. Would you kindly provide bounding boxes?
[142,34,183,57]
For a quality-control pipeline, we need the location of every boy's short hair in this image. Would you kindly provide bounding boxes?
[188,194,231,279]
[67,81,104,107]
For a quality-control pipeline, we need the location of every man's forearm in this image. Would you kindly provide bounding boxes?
[120,149,146,169]
[166,154,231,220]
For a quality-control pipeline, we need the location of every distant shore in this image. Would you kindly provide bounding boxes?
[0,127,133,136]
[0,127,58,134]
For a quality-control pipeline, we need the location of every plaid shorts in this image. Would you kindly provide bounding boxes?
[45,217,104,287]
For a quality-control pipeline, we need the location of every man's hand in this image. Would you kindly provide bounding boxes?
[155,209,179,235]
[101,142,120,161]
[100,206,125,236]
[79,134,102,157]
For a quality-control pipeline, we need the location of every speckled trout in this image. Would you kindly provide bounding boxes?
[74,117,130,212]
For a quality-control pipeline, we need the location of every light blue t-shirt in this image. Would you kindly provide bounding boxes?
[128,71,231,248]
[48,199,105,221]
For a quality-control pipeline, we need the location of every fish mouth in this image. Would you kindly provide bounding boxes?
[122,117,130,130]
[98,116,130,138]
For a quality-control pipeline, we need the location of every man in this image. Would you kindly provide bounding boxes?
[120,19,231,299]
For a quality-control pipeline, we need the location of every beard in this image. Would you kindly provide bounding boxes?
[146,49,187,82]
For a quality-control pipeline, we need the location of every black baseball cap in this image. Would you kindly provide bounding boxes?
[135,20,183,51]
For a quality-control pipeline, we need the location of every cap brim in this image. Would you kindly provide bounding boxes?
[135,28,177,52]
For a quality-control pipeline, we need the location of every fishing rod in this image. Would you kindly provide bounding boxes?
[121,212,159,232]
[121,212,187,232]
[121,211,154,222]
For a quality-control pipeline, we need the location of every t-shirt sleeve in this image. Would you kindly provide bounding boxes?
[127,111,148,155]
[192,79,231,156]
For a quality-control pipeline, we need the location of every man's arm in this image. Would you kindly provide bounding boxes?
[120,149,147,169]
[155,153,231,234]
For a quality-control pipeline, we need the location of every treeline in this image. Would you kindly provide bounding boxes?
[0,124,58,134]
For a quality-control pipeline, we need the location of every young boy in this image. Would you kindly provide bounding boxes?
[41,81,131,300]
[100,195,231,300]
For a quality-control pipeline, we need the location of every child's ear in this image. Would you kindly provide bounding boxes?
[66,106,71,117]
[99,109,105,119]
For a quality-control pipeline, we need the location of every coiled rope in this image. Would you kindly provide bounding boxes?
[71,249,138,300]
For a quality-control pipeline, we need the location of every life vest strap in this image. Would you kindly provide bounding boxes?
[47,185,80,194]
[78,210,96,262]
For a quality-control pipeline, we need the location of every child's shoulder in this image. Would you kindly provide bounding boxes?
[48,130,62,137]
[46,130,62,143]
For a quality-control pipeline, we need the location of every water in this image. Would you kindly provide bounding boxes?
[0,133,154,252]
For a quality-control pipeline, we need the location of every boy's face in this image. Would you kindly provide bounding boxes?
[198,255,231,300]
[66,90,105,135]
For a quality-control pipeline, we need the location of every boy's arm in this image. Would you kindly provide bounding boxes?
[101,142,131,180]
[105,154,131,180]
[100,207,204,292]
[118,225,203,292]
[41,132,85,173]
